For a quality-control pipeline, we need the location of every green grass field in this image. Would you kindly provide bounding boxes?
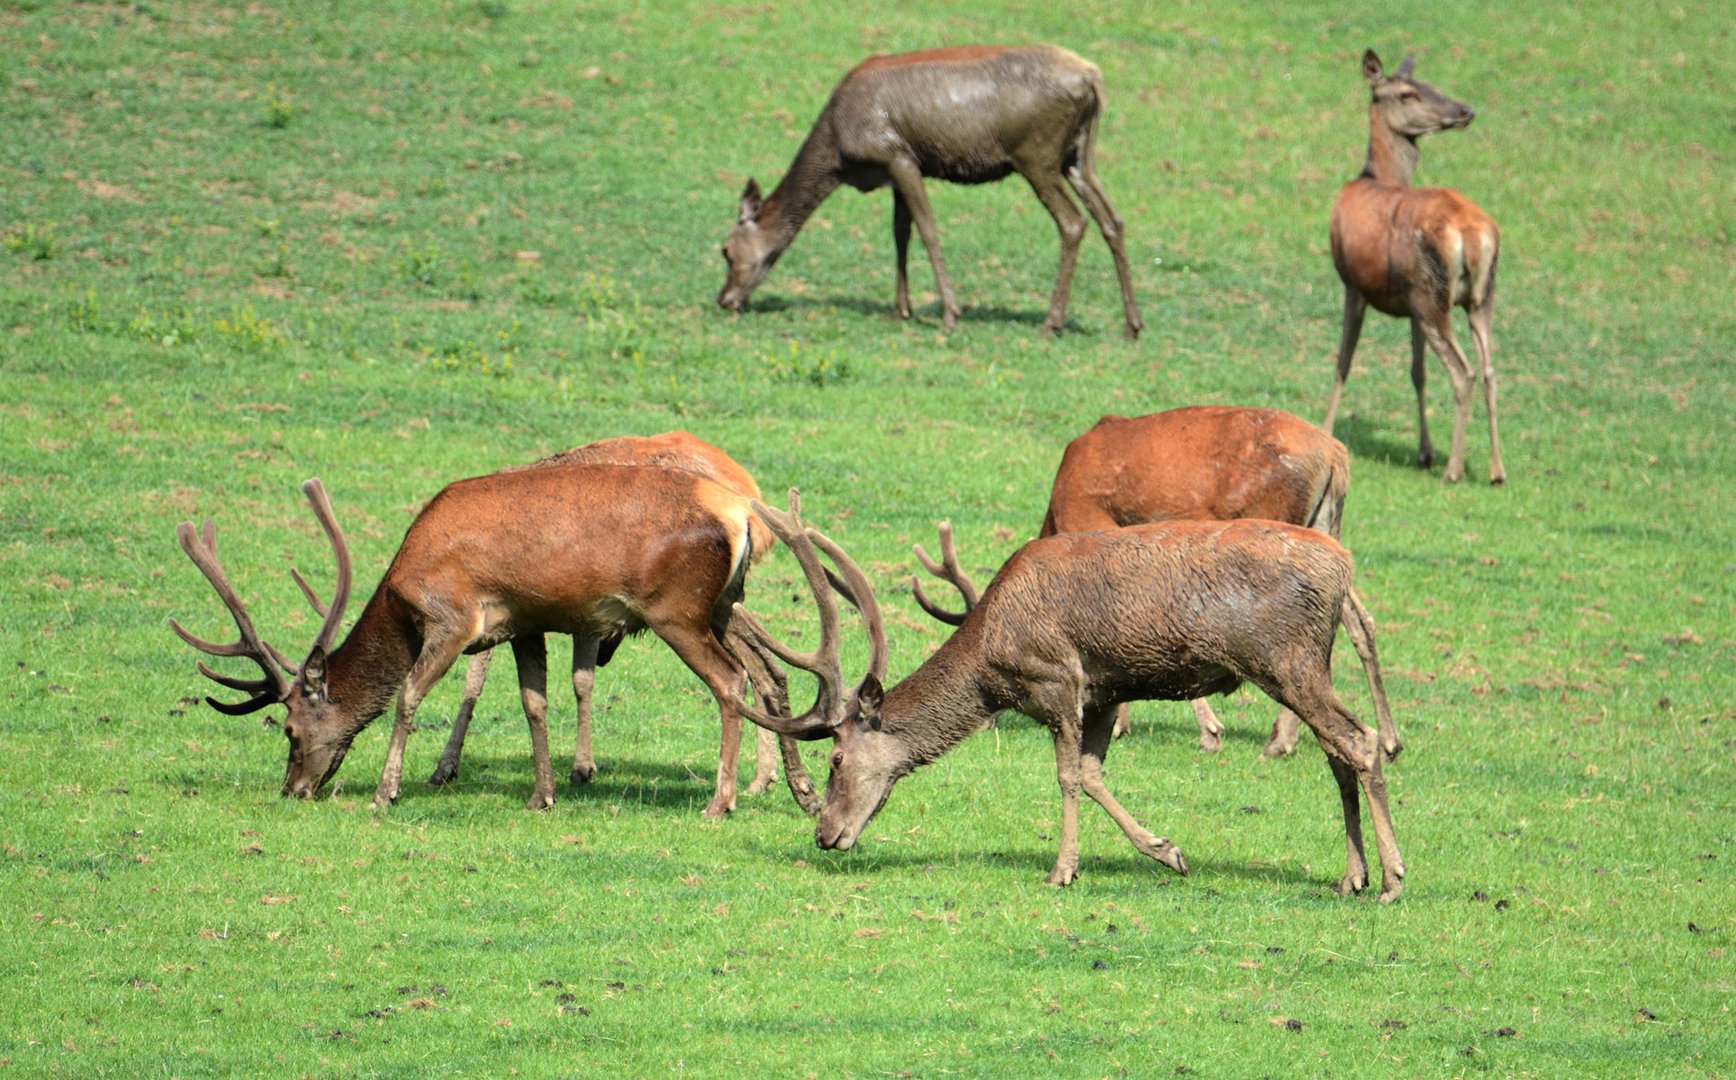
[2,1,1731,1075]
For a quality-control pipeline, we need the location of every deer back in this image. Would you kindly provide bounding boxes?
[1043,408,1348,539]
[378,462,757,644]
[955,520,1354,706]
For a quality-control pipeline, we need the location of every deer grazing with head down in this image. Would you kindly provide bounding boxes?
[717,45,1143,339]
[425,432,810,806]
[1323,49,1505,485]
[731,491,1406,901]
[171,465,794,818]
[913,406,1396,761]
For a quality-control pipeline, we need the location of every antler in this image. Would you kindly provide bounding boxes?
[910,521,979,626]
[293,478,353,656]
[726,489,886,740]
[168,520,293,715]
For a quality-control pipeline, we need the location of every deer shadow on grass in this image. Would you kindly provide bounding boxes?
[1327,415,1433,474]
[742,293,1096,336]
[385,751,733,812]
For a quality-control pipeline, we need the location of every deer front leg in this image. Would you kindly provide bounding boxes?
[568,635,600,784]
[1080,706,1187,875]
[429,648,493,786]
[1046,710,1086,887]
[1190,698,1225,752]
[891,191,913,320]
[1322,287,1367,435]
[886,159,960,329]
[376,632,470,810]
[1065,160,1143,340]
[511,634,557,811]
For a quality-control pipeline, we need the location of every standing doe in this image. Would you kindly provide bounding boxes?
[914,407,1396,760]
[1323,49,1505,484]
[717,45,1143,339]
[171,466,785,818]
[732,492,1406,901]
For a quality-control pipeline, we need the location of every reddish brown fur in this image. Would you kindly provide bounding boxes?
[428,432,785,795]
[1323,50,1506,485]
[173,464,773,818]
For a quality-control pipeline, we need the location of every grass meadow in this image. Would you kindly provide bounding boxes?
[2,0,1731,1075]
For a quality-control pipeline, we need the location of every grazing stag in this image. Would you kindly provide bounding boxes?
[732,492,1406,901]
[913,407,1396,760]
[171,466,786,818]
[1323,49,1505,484]
[717,45,1143,339]
[426,431,799,801]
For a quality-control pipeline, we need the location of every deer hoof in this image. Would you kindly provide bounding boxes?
[701,796,735,820]
[1334,871,1368,896]
[569,763,596,785]
[1149,839,1188,876]
[525,791,555,812]
[1378,878,1404,903]
[1381,737,1404,764]
[1198,729,1223,753]
[427,762,458,787]
[1123,321,1142,342]
[1261,736,1297,758]
[744,774,775,797]
[1044,864,1079,887]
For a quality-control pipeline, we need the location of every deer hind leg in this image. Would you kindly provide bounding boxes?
[886,159,960,329]
[1023,169,1088,337]
[1045,700,1087,887]
[1466,293,1505,485]
[1080,706,1187,876]
[1190,698,1225,752]
[567,635,601,784]
[891,191,914,321]
[1322,287,1367,435]
[429,648,493,786]
[1111,702,1132,739]
[725,619,820,814]
[1342,589,1399,761]
[1282,675,1404,901]
[376,630,472,811]
[1416,310,1476,483]
[1262,707,1303,758]
[506,635,557,810]
[1064,158,1142,340]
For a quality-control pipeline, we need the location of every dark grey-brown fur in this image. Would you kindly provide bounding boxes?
[717,45,1144,339]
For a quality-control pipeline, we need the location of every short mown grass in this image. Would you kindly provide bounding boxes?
[2,1,1731,1076]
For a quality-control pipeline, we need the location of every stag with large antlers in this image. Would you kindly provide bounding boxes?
[732,492,1405,900]
[1323,49,1505,484]
[913,407,1397,761]
[172,466,792,817]
[425,431,802,801]
[718,45,1143,339]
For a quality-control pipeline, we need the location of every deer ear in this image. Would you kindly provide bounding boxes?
[738,178,763,222]
[854,673,884,732]
[1362,49,1385,86]
[300,646,328,699]
[1394,54,1416,79]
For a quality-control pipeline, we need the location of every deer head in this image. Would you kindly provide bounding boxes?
[723,490,902,849]
[1363,49,1474,138]
[716,179,781,312]
[170,479,360,799]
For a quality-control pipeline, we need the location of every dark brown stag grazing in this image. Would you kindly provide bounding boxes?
[717,45,1143,339]
[913,407,1397,761]
[171,466,785,818]
[732,492,1406,901]
[1323,49,1505,485]
[426,431,792,796]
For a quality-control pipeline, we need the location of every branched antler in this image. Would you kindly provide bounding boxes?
[910,521,979,626]
[168,520,292,715]
[726,489,886,739]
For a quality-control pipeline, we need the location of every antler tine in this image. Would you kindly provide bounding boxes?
[288,567,329,618]
[170,519,291,710]
[910,521,978,627]
[723,490,852,738]
[805,527,888,684]
[298,479,352,655]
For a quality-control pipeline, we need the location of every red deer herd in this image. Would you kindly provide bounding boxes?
[174,48,1507,903]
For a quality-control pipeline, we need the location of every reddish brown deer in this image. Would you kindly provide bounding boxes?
[913,407,1397,761]
[171,467,787,818]
[1323,49,1505,485]
[732,492,1406,901]
[717,45,1143,339]
[425,432,793,798]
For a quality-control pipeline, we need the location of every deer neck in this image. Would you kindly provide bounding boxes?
[760,130,843,250]
[1361,106,1420,186]
[321,589,417,732]
[880,628,1005,769]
